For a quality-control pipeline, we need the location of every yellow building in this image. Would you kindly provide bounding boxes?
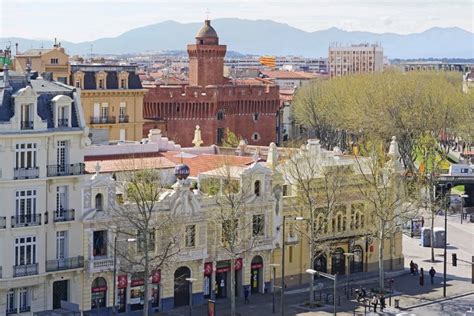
[272,139,405,287]
[71,65,146,143]
[14,41,70,84]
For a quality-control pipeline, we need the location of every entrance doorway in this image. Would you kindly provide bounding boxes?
[350,246,364,273]
[250,256,263,294]
[53,280,69,309]
[313,253,327,273]
[91,277,107,309]
[331,248,345,275]
[174,266,191,307]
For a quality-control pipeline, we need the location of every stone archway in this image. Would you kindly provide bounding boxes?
[174,266,191,307]
[331,248,345,275]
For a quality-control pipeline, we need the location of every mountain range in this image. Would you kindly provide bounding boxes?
[3,18,474,59]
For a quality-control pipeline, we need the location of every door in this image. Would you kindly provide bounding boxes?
[174,266,190,307]
[57,141,68,173]
[93,103,100,119]
[216,272,227,298]
[250,269,259,294]
[119,129,126,142]
[53,280,69,309]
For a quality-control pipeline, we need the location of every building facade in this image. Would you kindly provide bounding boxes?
[0,68,89,314]
[71,65,146,143]
[143,20,280,147]
[14,41,70,84]
[329,43,384,78]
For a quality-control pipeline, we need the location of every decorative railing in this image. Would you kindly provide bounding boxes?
[53,209,75,222]
[90,116,116,124]
[46,256,84,272]
[13,263,39,277]
[20,121,33,130]
[118,115,129,123]
[11,214,42,228]
[14,167,39,180]
[47,163,85,177]
[57,118,69,127]
[0,217,6,229]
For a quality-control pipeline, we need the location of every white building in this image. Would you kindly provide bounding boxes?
[0,66,90,315]
[329,43,384,78]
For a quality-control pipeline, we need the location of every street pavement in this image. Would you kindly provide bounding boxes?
[158,214,473,315]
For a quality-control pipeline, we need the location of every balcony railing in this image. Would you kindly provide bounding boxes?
[46,256,84,272]
[20,121,33,130]
[0,266,2,278]
[6,307,17,315]
[11,214,42,228]
[13,263,39,277]
[90,116,116,124]
[118,115,129,123]
[89,257,114,273]
[53,209,75,222]
[0,217,6,229]
[47,163,85,177]
[57,118,69,127]
[14,167,39,180]
[19,306,31,313]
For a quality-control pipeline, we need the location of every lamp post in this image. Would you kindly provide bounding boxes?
[343,253,354,299]
[305,269,317,308]
[186,278,197,316]
[439,183,452,298]
[269,263,280,314]
[281,216,304,316]
[113,236,137,315]
[460,194,469,224]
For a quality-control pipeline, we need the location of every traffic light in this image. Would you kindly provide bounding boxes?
[452,253,457,267]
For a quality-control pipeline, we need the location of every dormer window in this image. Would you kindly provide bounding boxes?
[120,79,126,89]
[51,58,59,64]
[20,104,34,130]
[58,106,69,127]
[98,79,104,89]
[75,80,81,88]
[118,71,129,89]
[52,95,72,128]
[95,193,103,211]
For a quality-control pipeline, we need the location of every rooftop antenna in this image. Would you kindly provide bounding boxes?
[90,44,93,63]
[205,8,210,20]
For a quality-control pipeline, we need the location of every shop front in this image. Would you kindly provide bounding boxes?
[117,275,128,313]
[130,274,145,311]
[150,270,161,309]
[250,256,263,294]
[215,258,242,299]
[91,277,107,310]
[203,262,213,299]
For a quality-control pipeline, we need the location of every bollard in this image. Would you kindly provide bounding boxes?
[394,298,400,308]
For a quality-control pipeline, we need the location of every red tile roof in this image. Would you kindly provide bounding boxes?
[85,156,175,173]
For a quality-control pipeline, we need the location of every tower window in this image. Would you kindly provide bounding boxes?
[253,112,259,121]
[217,111,224,120]
[252,133,260,141]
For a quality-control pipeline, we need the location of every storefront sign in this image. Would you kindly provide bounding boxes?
[251,263,263,269]
[235,258,242,271]
[204,262,213,276]
[118,275,128,289]
[151,270,161,284]
[91,286,107,293]
[216,258,242,273]
[131,279,145,287]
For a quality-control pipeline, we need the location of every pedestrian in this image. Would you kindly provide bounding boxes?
[409,260,415,275]
[371,295,378,312]
[429,267,436,284]
[244,286,250,304]
[414,263,419,275]
[380,294,386,312]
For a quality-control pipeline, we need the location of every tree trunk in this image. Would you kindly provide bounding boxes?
[230,257,236,316]
[378,228,385,290]
[430,214,435,262]
[143,236,149,316]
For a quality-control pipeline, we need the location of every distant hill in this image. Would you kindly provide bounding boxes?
[3,19,474,58]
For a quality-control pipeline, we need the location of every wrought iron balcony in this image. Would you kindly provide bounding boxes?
[13,263,39,277]
[19,306,31,313]
[0,216,6,229]
[57,118,69,127]
[90,116,116,124]
[53,209,75,222]
[11,214,42,228]
[13,167,39,180]
[6,307,17,315]
[47,163,85,177]
[46,256,84,272]
[118,115,129,123]
[20,120,34,130]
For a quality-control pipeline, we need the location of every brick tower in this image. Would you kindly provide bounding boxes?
[187,20,227,86]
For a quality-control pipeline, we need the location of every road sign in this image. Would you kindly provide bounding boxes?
[316,271,336,280]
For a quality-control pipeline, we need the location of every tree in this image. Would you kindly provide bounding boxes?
[201,162,267,316]
[354,138,417,289]
[112,164,181,316]
[222,128,242,147]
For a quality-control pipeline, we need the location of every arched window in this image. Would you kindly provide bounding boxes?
[254,180,261,196]
[350,246,364,273]
[95,193,103,211]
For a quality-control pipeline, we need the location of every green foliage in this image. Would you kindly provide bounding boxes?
[200,178,220,195]
[222,128,242,148]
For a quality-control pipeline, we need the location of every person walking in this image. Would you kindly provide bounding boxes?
[380,294,386,312]
[371,295,378,313]
[410,260,415,275]
[244,286,250,304]
[429,267,436,285]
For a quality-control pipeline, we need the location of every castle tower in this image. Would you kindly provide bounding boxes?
[187,20,227,86]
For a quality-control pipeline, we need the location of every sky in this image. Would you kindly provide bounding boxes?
[1,0,473,42]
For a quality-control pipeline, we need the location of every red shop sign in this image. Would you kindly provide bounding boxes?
[91,286,107,293]
[204,262,213,276]
[251,263,263,269]
[131,279,145,287]
[117,275,128,289]
[151,270,161,284]
[216,266,230,273]
[234,258,243,271]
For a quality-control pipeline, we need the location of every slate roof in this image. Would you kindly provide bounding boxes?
[18,49,54,56]
[71,65,143,90]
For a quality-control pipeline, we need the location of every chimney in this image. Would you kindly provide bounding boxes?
[15,43,18,55]
[3,63,10,89]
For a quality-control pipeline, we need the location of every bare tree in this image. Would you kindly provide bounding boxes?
[111,162,181,316]
[354,138,417,289]
[200,162,268,316]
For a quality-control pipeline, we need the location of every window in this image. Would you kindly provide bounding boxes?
[217,111,224,120]
[50,58,59,64]
[289,246,293,263]
[93,231,107,257]
[252,133,260,141]
[15,143,37,169]
[100,103,109,118]
[6,288,31,314]
[58,105,69,127]
[120,79,126,89]
[95,193,103,211]
[56,186,68,211]
[282,185,289,197]
[20,104,33,129]
[56,141,69,174]
[16,189,37,219]
[252,214,264,236]
[6,289,16,314]
[185,225,196,247]
[137,230,156,253]
[254,180,261,196]
[119,102,126,118]
[98,79,104,89]
[15,236,37,266]
[75,80,81,88]
[56,231,68,259]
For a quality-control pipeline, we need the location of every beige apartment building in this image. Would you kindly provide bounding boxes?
[329,43,384,78]
[71,65,146,143]
[14,41,70,84]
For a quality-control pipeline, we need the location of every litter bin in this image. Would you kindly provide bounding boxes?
[394,299,400,308]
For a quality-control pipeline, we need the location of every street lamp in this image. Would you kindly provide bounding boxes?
[113,237,137,315]
[305,269,317,308]
[343,253,354,299]
[460,194,468,224]
[281,215,304,316]
[269,263,280,314]
[439,182,452,298]
[186,278,197,316]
